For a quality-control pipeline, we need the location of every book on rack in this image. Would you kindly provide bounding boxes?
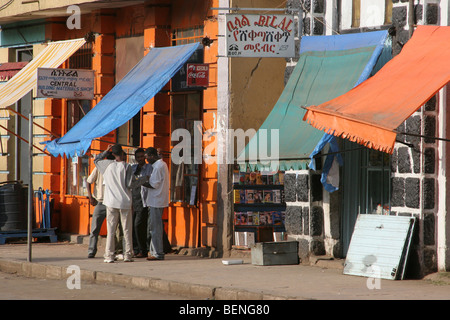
[272,172,279,185]
[249,172,257,185]
[259,212,273,225]
[249,212,260,225]
[272,190,281,203]
[244,173,251,184]
[233,170,240,184]
[234,212,249,225]
[233,212,239,225]
[234,189,241,204]
[261,174,268,185]
[278,171,285,184]
[246,211,254,225]
[255,173,263,185]
[263,190,273,203]
[245,190,255,204]
[239,172,246,185]
[254,190,263,203]
[272,211,283,226]
[240,190,246,203]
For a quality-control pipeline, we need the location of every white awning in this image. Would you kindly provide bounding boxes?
[0,38,86,117]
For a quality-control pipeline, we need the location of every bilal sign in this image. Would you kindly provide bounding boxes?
[37,68,94,100]
[226,14,295,58]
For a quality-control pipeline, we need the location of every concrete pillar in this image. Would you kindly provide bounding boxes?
[217,0,232,256]
[438,0,450,273]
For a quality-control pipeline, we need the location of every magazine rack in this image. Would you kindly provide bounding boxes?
[232,170,286,247]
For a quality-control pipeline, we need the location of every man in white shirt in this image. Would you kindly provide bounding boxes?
[95,144,147,263]
[86,165,106,258]
[143,147,169,260]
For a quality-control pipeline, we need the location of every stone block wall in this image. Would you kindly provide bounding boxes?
[285,0,326,84]
[390,0,440,277]
[281,1,443,274]
[281,1,330,264]
[391,95,439,276]
[283,169,340,263]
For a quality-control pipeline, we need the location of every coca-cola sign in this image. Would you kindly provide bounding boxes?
[186,63,209,87]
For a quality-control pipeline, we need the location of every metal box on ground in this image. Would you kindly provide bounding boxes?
[251,241,299,266]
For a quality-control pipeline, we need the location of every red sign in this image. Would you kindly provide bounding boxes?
[187,63,209,87]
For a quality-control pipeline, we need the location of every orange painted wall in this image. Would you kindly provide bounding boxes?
[200,4,219,247]
[141,0,220,248]
[42,1,219,248]
[43,10,117,235]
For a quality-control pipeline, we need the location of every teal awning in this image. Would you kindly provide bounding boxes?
[237,30,391,171]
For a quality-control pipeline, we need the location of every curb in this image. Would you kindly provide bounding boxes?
[0,259,291,300]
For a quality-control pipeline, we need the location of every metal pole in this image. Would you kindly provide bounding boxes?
[299,1,303,45]
[27,113,33,262]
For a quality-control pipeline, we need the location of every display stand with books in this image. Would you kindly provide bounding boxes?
[233,168,286,248]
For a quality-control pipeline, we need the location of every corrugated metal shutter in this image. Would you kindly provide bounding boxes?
[343,214,416,280]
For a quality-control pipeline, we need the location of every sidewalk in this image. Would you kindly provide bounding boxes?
[0,238,449,300]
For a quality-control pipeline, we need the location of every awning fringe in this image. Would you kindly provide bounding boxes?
[304,117,394,154]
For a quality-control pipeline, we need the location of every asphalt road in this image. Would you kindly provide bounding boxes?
[0,271,190,300]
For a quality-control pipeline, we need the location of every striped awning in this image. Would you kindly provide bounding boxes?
[0,38,86,117]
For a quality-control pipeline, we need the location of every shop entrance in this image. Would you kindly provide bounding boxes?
[168,91,203,247]
[341,140,391,256]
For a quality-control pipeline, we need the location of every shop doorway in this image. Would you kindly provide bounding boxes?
[341,140,391,256]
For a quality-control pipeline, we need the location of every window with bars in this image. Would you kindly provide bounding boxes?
[360,148,391,215]
[172,26,204,45]
[68,42,93,69]
[341,0,392,30]
[67,100,91,196]
[170,93,202,204]
[66,42,93,196]
[170,26,204,205]
[116,36,144,148]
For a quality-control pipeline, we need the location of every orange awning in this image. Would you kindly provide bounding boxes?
[303,25,450,154]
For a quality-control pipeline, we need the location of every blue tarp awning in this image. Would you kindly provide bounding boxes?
[237,30,391,171]
[43,42,201,157]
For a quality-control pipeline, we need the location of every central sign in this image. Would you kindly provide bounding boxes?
[37,68,94,100]
[225,14,295,58]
